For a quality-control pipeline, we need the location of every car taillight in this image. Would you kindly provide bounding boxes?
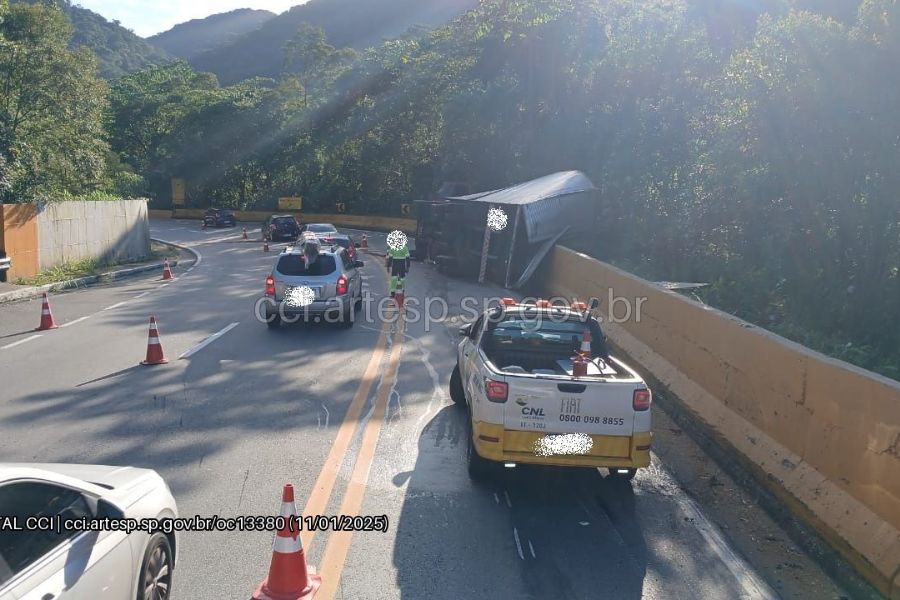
[265,276,275,297]
[633,388,651,411]
[336,275,348,295]
[485,379,508,402]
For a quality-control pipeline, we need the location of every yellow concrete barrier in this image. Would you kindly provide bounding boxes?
[148,209,173,219]
[170,209,415,233]
[536,245,900,598]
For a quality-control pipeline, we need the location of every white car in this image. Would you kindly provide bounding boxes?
[0,464,178,600]
[452,298,653,481]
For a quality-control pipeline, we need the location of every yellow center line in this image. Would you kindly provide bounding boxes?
[300,319,390,552]
[316,316,406,600]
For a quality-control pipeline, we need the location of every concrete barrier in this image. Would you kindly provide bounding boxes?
[535,245,900,597]
[148,209,173,219]
[170,209,416,233]
[36,200,150,269]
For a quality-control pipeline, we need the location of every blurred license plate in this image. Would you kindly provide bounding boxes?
[284,286,321,306]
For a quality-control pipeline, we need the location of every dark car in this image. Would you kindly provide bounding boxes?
[263,215,301,241]
[319,233,360,262]
[203,208,236,228]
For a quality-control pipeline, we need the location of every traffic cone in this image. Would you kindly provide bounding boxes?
[579,329,592,358]
[243,227,249,240]
[36,293,58,331]
[202,220,207,230]
[252,484,321,600]
[572,329,591,377]
[161,259,173,281]
[361,234,368,249]
[264,241,270,253]
[141,316,168,365]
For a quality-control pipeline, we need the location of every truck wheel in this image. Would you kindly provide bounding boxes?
[266,313,281,329]
[467,427,493,482]
[607,468,637,482]
[450,365,465,406]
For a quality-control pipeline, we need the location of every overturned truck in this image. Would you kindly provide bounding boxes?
[413,171,598,289]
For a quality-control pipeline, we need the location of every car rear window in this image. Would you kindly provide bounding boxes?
[307,224,336,233]
[276,254,336,276]
[273,217,295,225]
[487,317,589,352]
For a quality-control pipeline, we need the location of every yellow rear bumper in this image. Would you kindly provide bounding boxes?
[472,421,651,468]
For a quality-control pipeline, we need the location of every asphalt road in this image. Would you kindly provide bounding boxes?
[0,220,853,599]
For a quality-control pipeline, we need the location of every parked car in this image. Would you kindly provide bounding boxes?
[262,241,365,329]
[319,233,360,262]
[452,298,652,482]
[298,223,338,238]
[203,208,236,228]
[263,215,301,241]
[0,463,178,600]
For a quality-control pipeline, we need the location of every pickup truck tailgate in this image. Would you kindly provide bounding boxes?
[504,378,636,437]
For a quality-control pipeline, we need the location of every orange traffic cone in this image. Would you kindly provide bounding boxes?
[243,227,249,240]
[202,220,207,230]
[572,329,591,377]
[141,316,168,365]
[36,293,58,331]
[264,241,270,253]
[578,328,592,357]
[252,484,321,600]
[361,234,368,249]
[161,259,173,281]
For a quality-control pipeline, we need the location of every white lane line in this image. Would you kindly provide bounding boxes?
[179,322,240,359]
[219,248,238,254]
[103,301,127,311]
[528,540,536,559]
[60,316,90,328]
[673,484,779,599]
[504,491,512,508]
[322,404,330,428]
[134,291,151,299]
[493,493,500,504]
[1,334,42,350]
[513,528,525,560]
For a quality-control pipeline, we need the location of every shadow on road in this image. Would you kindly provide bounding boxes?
[392,405,649,599]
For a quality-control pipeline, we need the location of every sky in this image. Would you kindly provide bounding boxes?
[75,1,307,38]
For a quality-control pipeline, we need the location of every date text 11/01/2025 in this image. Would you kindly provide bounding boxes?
[0,514,389,535]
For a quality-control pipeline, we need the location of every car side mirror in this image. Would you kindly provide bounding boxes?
[589,297,600,311]
[354,242,361,248]
[96,498,125,520]
[353,260,365,269]
[459,323,473,337]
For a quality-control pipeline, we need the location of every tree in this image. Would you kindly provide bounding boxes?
[0,2,109,201]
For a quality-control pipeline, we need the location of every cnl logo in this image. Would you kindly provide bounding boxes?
[521,407,545,417]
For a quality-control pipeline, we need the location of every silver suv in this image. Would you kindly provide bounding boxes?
[262,241,364,328]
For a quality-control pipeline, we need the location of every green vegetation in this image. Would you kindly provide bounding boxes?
[16,241,176,286]
[13,0,171,78]
[188,0,477,84]
[148,9,275,61]
[0,0,898,377]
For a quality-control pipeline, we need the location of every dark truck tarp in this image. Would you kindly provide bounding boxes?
[444,170,597,244]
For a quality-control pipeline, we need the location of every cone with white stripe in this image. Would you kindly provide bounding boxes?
[161,258,173,281]
[572,328,591,377]
[243,227,249,240]
[36,293,59,331]
[578,328,592,357]
[361,234,368,249]
[141,316,168,365]
[252,484,320,600]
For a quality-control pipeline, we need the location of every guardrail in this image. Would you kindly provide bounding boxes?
[0,257,10,271]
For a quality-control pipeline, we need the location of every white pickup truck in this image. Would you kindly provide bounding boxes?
[451,298,652,481]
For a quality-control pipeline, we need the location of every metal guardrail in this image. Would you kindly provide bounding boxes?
[0,257,10,271]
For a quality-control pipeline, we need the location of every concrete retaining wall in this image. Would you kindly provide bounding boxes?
[36,200,150,269]
[0,204,40,280]
[535,245,900,597]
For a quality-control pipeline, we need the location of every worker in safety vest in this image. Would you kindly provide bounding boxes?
[387,243,410,297]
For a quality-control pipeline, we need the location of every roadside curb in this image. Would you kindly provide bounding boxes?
[0,239,197,305]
